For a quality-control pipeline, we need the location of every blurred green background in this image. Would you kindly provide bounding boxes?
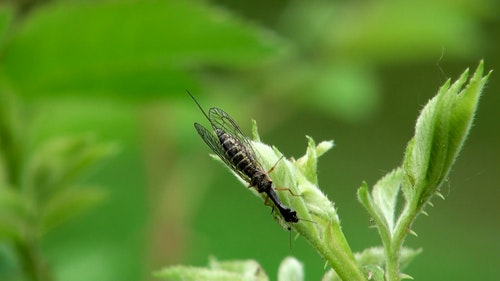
[0,0,498,280]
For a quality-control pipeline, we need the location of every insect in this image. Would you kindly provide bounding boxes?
[188,91,299,223]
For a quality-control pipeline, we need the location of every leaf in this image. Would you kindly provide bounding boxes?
[40,186,105,234]
[357,182,389,234]
[24,135,117,200]
[2,0,286,97]
[353,246,421,270]
[321,256,385,281]
[315,140,335,158]
[371,168,402,233]
[0,221,23,252]
[314,1,484,60]
[354,247,385,266]
[342,247,421,281]
[295,137,333,185]
[154,266,247,281]
[251,119,261,142]
[363,265,385,281]
[401,138,416,199]
[399,247,422,270]
[278,257,303,281]
[0,92,24,187]
[402,60,491,208]
[155,258,268,281]
[304,63,379,122]
[209,257,268,281]
[0,188,28,243]
[296,136,318,185]
[321,269,341,281]
[0,6,13,40]
[0,151,8,189]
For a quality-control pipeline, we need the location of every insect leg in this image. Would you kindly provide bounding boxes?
[275,187,300,197]
[267,155,285,174]
[263,194,272,207]
[268,155,303,197]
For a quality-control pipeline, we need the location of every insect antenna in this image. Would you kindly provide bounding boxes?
[285,217,317,250]
[186,90,211,122]
[267,155,285,174]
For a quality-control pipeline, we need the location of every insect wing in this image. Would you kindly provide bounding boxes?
[207,108,263,168]
[194,122,252,183]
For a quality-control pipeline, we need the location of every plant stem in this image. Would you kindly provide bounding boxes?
[385,241,401,281]
[330,224,367,281]
[17,197,52,281]
[307,221,366,281]
[16,239,51,281]
[386,199,420,281]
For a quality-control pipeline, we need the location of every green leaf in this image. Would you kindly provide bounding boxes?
[401,138,416,199]
[40,186,105,234]
[322,247,387,281]
[400,273,415,280]
[355,247,385,266]
[296,136,319,185]
[2,0,286,97]
[399,247,422,270]
[251,119,261,142]
[155,257,268,281]
[371,168,402,233]
[208,257,268,281]
[402,60,491,208]
[154,266,248,281]
[0,92,24,187]
[24,135,117,200]
[0,149,8,189]
[295,136,334,186]
[315,140,335,158]
[304,63,379,122]
[278,257,303,281]
[353,246,421,270]
[357,182,389,235]
[286,0,485,61]
[0,6,13,40]
[363,265,385,281]
[0,188,28,243]
[322,247,422,281]
[322,270,341,281]
[441,61,491,181]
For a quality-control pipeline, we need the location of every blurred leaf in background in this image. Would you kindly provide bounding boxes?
[1,0,285,98]
[1,0,288,280]
[208,0,495,122]
[0,92,115,281]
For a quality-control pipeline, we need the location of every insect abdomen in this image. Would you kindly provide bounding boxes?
[217,129,260,180]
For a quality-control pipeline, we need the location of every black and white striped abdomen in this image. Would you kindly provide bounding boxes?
[216,128,260,180]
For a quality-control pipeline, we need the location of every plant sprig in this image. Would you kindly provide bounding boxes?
[357,60,491,281]
[156,60,491,281]
[0,93,117,281]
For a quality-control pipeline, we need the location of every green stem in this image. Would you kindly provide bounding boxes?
[16,239,51,281]
[303,221,366,281]
[17,195,52,281]
[329,224,367,281]
[386,200,420,281]
[385,237,401,281]
[382,227,398,281]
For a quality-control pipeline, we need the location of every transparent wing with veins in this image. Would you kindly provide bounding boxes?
[194,107,264,185]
